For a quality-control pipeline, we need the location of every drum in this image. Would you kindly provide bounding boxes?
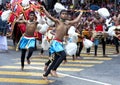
[115,28,120,40]
[93,31,108,39]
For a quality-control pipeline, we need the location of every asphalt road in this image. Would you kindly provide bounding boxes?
[0,39,120,85]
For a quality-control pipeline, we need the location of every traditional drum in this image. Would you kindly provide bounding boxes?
[92,31,108,39]
[114,26,120,40]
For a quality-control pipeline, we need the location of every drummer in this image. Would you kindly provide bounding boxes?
[92,14,108,57]
[112,16,120,54]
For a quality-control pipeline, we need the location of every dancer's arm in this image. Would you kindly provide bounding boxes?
[40,5,59,23]
[67,11,83,25]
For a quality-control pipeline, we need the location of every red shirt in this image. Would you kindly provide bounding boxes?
[0,10,3,16]
[95,25,103,32]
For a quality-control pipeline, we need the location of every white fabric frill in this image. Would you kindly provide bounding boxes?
[68,26,78,43]
[83,38,93,48]
[41,37,50,50]
[107,26,116,36]
[39,23,49,34]
[21,0,30,7]
[98,8,110,19]
[54,3,67,13]
[65,42,77,56]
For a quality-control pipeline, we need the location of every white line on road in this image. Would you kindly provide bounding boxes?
[29,66,111,85]
[58,72,111,85]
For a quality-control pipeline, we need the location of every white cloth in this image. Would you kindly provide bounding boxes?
[98,8,110,19]
[105,18,112,27]
[83,38,93,48]
[0,36,8,50]
[65,42,77,56]
[54,3,67,13]
[1,10,12,21]
[21,0,30,7]
[68,26,76,37]
[39,23,49,34]
[80,0,84,4]
[107,26,116,36]
[41,37,50,50]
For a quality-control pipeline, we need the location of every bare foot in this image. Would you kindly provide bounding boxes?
[44,65,48,72]
[42,75,48,80]
[72,56,76,61]
[27,59,31,64]
[103,55,108,57]
[62,60,67,64]
[94,55,97,57]
[21,67,24,71]
[50,70,58,77]
[113,52,119,55]
[76,56,82,60]
[39,53,44,57]
[87,53,90,55]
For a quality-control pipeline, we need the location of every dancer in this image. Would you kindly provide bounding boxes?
[40,5,83,80]
[16,11,38,70]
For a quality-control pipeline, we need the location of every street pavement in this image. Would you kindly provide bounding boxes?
[0,39,120,85]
